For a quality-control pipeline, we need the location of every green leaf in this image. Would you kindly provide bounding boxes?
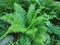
[32,13,49,26]
[0,13,15,24]
[33,33,46,45]
[26,27,38,38]
[27,4,35,24]
[14,3,26,17]
[14,3,26,26]
[52,1,60,7]
[8,24,27,33]
[0,24,27,40]
[0,13,21,25]
[46,21,60,36]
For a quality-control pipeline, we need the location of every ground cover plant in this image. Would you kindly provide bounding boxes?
[0,0,60,45]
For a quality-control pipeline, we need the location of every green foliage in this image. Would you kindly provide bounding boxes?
[0,0,60,45]
[16,35,31,45]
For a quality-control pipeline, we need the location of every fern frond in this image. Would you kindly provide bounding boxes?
[27,4,35,24]
[0,13,15,24]
[14,3,26,26]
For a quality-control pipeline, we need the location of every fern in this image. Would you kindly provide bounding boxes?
[0,0,60,45]
[0,2,49,45]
